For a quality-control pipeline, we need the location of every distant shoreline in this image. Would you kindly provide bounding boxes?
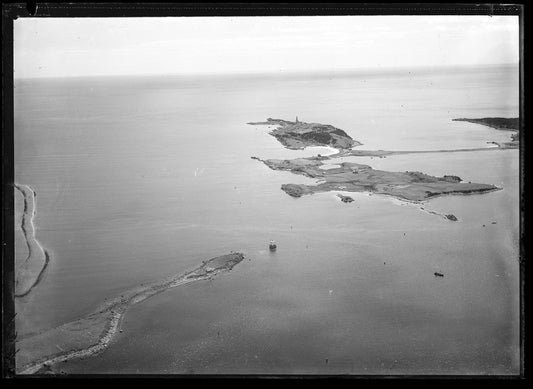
[452,117,519,148]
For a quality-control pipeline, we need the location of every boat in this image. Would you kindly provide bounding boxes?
[434,272,444,277]
[269,240,277,251]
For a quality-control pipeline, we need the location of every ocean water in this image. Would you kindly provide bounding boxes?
[14,65,520,374]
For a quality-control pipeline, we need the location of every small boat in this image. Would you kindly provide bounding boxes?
[434,272,444,277]
[269,240,277,251]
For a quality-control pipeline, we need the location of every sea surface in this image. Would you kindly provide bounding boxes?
[14,65,520,374]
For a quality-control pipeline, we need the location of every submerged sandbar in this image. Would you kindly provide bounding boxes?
[17,252,245,374]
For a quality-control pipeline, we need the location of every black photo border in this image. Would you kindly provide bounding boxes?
[2,2,525,381]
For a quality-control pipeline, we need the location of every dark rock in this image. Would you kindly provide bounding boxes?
[443,175,462,183]
[281,184,305,198]
[337,194,354,203]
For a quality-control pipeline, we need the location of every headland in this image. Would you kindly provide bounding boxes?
[453,117,519,149]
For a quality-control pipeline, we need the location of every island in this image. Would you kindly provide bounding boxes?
[445,214,458,222]
[249,118,504,203]
[248,117,361,150]
[453,117,519,149]
[253,156,499,202]
[17,252,245,374]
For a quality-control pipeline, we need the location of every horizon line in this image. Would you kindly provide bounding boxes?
[13,62,519,81]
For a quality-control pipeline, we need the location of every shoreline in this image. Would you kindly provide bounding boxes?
[333,191,464,221]
[249,117,511,207]
[17,252,245,374]
[452,117,519,148]
[14,184,49,298]
[252,156,500,202]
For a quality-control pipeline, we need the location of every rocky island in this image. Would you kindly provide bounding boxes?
[337,194,354,203]
[17,252,245,374]
[248,118,361,150]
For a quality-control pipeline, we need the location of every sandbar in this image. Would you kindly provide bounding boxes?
[17,252,245,374]
[14,184,49,298]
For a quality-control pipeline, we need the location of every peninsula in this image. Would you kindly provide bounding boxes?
[17,252,245,374]
[453,117,519,149]
[248,118,361,150]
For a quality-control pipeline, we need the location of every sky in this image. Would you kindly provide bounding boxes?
[14,16,519,78]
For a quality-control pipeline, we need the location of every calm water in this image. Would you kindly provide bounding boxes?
[14,65,520,374]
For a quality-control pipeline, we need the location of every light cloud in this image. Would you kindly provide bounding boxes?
[14,16,519,78]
